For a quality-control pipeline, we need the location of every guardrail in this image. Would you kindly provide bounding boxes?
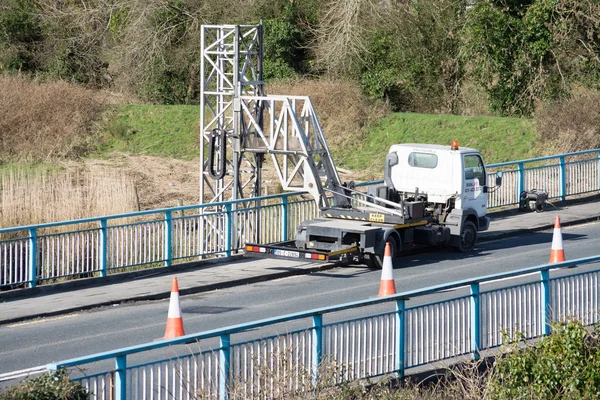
[46,255,600,400]
[1,149,599,291]
[486,149,600,207]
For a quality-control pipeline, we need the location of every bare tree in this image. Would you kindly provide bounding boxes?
[312,0,383,77]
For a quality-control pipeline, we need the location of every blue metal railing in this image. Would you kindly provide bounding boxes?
[47,255,600,400]
[1,149,599,290]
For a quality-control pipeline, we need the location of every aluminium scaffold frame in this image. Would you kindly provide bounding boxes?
[199,23,347,250]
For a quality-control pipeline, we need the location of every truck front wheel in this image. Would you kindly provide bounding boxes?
[365,236,399,269]
[456,221,477,252]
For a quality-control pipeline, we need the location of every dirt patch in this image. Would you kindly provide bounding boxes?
[60,152,362,213]
[62,153,201,211]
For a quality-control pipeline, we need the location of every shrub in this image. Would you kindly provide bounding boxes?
[487,320,600,399]
[0,369,88,400]
[463,0,600,117]
[358,0,465,114]
[535,90,600,154]
[0,0,43,74]
[0,76,105,161]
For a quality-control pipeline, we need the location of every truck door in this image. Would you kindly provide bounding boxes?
[462,154,487,217]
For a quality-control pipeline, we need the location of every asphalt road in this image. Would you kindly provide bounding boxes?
[1,220,600,375]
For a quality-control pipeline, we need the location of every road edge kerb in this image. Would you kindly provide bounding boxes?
[0,262,341,326]
[479,215,600,242]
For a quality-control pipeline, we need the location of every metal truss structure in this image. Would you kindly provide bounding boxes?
[200,23,347,210]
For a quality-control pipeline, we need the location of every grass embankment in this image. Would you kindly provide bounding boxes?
[0,77,543,227]
[98,105,200,160]
[338,113,538,179]
[99,106,539,180]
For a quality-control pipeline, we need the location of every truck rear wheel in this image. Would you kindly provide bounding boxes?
[456,221,477,252]
[365,236,399,269]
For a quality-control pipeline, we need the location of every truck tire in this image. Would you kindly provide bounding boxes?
[455,220,477,252]
[365,236,399,269]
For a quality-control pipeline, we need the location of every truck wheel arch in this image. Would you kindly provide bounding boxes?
[365,229,401,269]
[465,213,479,230]
[449,211,479,252]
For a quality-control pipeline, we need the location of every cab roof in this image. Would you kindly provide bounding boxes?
[389,143,479,154]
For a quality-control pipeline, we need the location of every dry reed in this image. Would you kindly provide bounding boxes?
[0,164,138,228]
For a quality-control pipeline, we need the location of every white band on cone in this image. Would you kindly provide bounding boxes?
[381,258,394,280]
[551,227,564,250]
[167,292,181,318]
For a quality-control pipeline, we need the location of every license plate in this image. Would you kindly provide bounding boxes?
[274,249,300,258]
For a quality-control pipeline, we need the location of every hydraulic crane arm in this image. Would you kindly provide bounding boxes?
[235,94,352,210]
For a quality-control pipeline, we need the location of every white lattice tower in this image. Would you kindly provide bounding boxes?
[199,23,348,250]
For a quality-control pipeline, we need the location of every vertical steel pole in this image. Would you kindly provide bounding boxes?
[100,219,107,277]
[396,299,405,377]
[541,269,551,336]
[200,27,205,205]
[199,26,206,259]
[28,229,36,288]
[231,25,241,250]
[114,355,127,400]
[312,314,323,386]
[164,211,172,267]
[219,334,231,400]
[470,283,480,360]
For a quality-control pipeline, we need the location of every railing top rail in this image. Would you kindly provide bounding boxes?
[487,148,600,168]
[47,254,600,370]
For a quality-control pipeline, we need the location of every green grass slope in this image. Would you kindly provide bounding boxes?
[96,106,538,178]
[98,105,200,160]
[337,112,538,176]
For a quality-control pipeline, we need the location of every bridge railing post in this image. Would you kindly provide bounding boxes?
[396,299,405,377]
[597,151,600,191]
[99,219,107,277]
[114,355,127,400]
[164,210,173,267]
[28,228,37,288]
[559,156,566,201]
[541,269,551,336]
[470,283,480,360]
[219,334,231,400]
[518,162,525,203]
[312,314,323,387]
[225,204,232,257]
[281,195,289,242]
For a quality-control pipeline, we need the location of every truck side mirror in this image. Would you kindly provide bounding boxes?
[495,171,503,186]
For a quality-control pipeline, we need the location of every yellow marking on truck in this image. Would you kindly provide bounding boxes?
[329,246,358,256]
[392,221,428,229]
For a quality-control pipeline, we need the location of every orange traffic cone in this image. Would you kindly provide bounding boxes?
[378,242,397,297]
[164,277,185,339]
[549,216,565,263]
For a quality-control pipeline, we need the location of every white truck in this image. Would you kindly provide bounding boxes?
[245,139,502,268]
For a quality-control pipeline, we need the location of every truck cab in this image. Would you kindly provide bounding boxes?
[383,141,490,250]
